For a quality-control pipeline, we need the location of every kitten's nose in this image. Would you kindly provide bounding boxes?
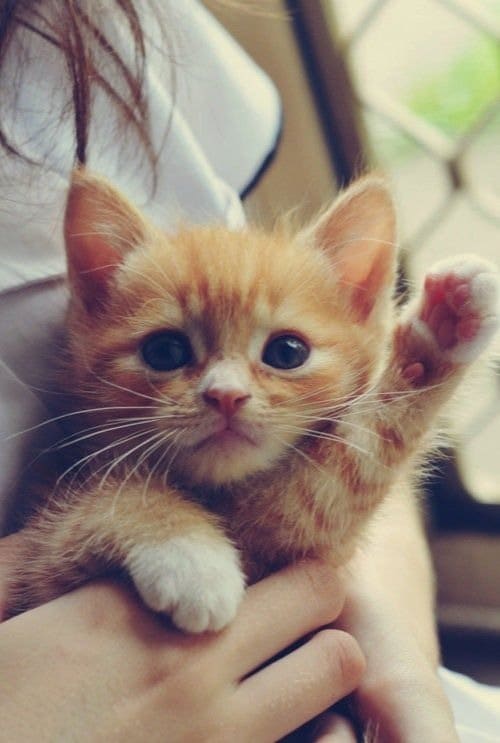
[203,386,251,417]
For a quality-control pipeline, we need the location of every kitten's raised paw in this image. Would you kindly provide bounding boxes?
[126,536,245,633]
[420,256,499,362]
[408,256,499,368]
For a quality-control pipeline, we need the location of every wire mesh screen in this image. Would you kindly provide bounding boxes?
[312,0,500,504]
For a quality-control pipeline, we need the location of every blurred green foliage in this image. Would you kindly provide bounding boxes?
[409,37,499,139]
[371,10,500,164]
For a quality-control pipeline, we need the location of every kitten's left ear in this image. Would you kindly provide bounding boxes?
[306,176,397,322]
[64,168,149,313]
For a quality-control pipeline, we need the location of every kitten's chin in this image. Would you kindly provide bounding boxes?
[180,431,282,486]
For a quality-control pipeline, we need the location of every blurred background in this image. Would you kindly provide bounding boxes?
[206,0,500,683]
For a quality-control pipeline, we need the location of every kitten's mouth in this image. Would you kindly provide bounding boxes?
[193,422,258,452]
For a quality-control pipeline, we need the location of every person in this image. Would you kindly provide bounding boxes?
[0,2,497,740]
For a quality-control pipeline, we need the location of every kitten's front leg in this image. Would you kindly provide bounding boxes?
[8,480,245,633]
[345,255,499,474]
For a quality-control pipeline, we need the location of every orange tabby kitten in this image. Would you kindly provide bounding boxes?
[7,170,499,632]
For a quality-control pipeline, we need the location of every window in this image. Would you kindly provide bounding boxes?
[288,0,500,511]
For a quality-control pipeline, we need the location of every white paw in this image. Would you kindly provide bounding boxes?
[413,255,500,363]
[126,535,245,633]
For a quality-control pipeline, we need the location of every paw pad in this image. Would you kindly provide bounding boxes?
[419,256,499,363]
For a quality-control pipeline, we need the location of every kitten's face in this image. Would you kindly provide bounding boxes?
[64,172,396,485]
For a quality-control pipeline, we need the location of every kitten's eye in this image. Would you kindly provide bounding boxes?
[141,331,193,371]
[262,334,310,370]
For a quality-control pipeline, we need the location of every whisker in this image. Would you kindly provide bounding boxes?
[139,431,185,505]
[269,378,450,423]
[120,427,181,489]
[48,418,169,452]
[55,428,159,487]
[57,410,191,443]
[276,423,373,457]
[281,417,384,443]
[268,431,331,477]
[97,429,169,492]
[91,373,169,406]
[2,404,162,441]
[70,425,168,509]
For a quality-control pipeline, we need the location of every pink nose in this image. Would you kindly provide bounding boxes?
[203,387,251,417]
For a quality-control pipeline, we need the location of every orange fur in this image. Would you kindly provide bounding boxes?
[7,170,491,621]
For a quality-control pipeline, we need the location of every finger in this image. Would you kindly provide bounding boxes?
[235,629,365,742]
[312,711,358,742]
[220,560,346,678]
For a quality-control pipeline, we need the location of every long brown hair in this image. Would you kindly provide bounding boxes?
[0,0,165,168]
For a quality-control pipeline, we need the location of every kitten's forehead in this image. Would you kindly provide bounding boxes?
[167,227,330,314]
[121,225,337,350]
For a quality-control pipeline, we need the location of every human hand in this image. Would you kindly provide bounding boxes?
[335,547,459,743]
[0,535,364,742]
[301,485,460,743]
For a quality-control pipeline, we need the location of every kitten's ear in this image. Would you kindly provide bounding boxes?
[64,168,148,312]
[306,176,397,322]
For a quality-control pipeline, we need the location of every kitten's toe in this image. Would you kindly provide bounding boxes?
[126,535,245,633]
[419,256,499,363]
[400,256,500,380]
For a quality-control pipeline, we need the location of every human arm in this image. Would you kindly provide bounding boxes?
[330,483,458,742]
[0,534,364,743]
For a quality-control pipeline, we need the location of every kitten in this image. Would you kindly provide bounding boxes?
[6,170,499,632]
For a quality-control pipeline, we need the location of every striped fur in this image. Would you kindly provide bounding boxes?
[7,171,498,626]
